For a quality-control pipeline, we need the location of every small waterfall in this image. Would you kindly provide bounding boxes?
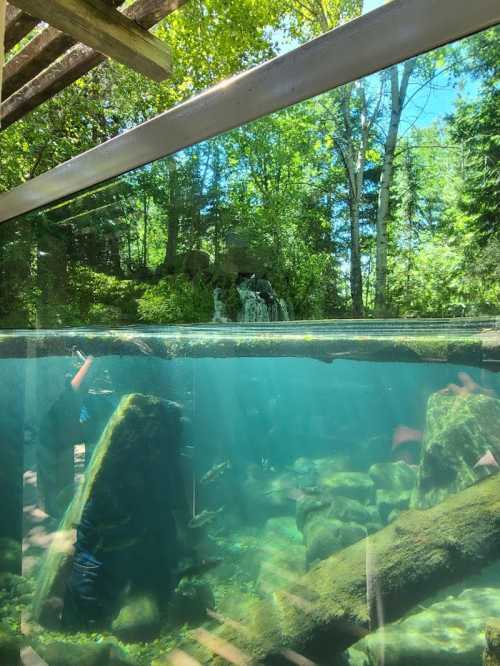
[237,284,270,322]
[213,277,289,323]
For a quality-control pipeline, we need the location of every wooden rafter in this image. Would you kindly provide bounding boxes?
[3,0,123,100]
[8,0,172,80]
[3,27,75,99]
[1,0,187,128]
[4,4,38,52]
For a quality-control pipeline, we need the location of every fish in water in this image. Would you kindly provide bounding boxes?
[200,461,231,484]
[392,425,423,448]
[474,449,499,470]
[176,557,223,581]
[188,507,224,529]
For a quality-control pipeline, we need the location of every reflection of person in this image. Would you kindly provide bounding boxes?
[37,355,94,518]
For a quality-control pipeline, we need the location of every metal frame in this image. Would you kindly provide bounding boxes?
[1,0,499,224]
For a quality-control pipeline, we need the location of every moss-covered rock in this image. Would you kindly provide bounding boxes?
[257,517,306,593]
[111,594,160,643]
[168,580,215,627]
[263,516,303,546]
[37,638,137,665]
[412,392,500,509]
[328,496,379,525]
[321,472,375,504]
[485,619,500,666]
[303,515,365,568]
[32,394,187,629]
[347,587,500,666]
[314,456,352,478]
[376,489,412,523]
[369,462,417,493]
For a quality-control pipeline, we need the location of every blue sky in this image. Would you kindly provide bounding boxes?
[363,0,384,13]
[362,0,476,127]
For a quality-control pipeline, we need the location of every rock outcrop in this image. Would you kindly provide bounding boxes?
[32,393,188,638]
[412,392,500,509]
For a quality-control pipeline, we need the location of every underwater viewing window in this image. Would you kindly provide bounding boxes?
[0,4,500,666]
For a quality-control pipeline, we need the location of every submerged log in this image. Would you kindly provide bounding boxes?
[195,474,500,664]
[0,325,498,370]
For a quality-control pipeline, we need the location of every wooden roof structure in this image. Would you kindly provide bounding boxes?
[0,0,187,128]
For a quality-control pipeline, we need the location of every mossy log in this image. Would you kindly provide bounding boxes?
[197,475,500,664]
[485,619,500,666]
[0,323,499,369]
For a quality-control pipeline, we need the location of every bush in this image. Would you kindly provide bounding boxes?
[137,275,213,324]
[68,265,143,325]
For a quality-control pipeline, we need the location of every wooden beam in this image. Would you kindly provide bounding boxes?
[2,0,124,102]
[0,0,498,221]
[3,27,75,99]
[8,0,172,81]
[0,0,186,127]
[4,4,38,53]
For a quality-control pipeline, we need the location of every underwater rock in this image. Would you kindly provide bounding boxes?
[485,619,500,666]
[0,537,21,574]
[314,456,352,479]
[263,516,303,545]
[295,495,331,533]
[111,594,160,642]
[368,462,417,493]
[328,496,379,526]
[32,394,188,630]
[202,474,500,664]
[257,517,306,594]
[347,587,500,666]
[169,579,215,626]
[38,638,138,665]
[375,489,411,523]
[412,392,500,509]
[321,472,375,504]
[242,469,296,523]
[303,516,365,568]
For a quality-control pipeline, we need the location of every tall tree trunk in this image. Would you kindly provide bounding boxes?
[350,202,363,316]
[374,60,416,316]
[164,158,179,273]
[142,191,149,269]
[339,83,372,317]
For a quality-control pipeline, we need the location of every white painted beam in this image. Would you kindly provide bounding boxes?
[0,0,499,223]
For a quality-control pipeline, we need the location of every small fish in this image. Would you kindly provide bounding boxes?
[181,445,196,459]
[474,449,499,470]
[176,557,223,580]
[392,425,423,449]
[188,507,224,529]
[200,461,231,484]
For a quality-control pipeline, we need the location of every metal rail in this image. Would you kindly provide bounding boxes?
[0,0,499,223]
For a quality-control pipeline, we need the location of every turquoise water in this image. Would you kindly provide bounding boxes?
[1,321,500,665]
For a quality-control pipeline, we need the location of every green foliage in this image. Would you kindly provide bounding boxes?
[0,18,498,325]
[137,276,213,324]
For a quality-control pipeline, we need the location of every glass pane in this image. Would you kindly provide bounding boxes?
[0,25,499,666]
